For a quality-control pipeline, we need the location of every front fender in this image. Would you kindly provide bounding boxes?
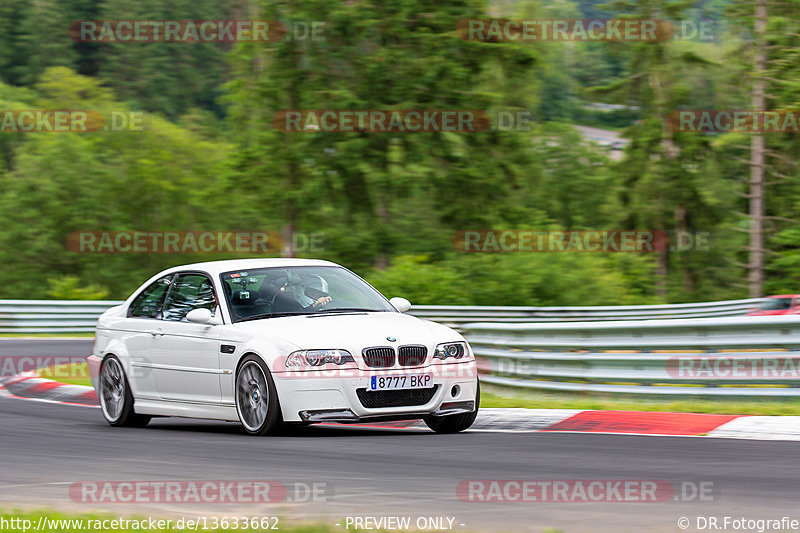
[221,337,299,403]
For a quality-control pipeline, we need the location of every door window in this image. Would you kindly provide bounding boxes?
[162,274,218,322]
[128,276,172,318]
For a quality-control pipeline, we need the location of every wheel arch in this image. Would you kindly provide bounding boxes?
[232,352,284,435]
[234,351,269,375]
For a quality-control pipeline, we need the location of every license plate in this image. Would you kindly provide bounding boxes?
[369,373,433,391]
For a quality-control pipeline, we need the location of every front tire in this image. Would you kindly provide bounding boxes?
[235,355,283,435]
[99,356,151,427]
[424,381,480,434]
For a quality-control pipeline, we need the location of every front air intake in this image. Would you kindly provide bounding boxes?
[362,347,396,368]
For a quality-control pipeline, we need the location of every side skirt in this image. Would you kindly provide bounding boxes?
[134,399,239,422]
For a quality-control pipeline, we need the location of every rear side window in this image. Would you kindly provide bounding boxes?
[128,276,172,318]
[162,274,218,322]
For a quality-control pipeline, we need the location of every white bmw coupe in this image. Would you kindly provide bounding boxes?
[89,259,479,435]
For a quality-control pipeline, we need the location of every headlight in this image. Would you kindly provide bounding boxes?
[433,341,467,360]
[285,349,355,367]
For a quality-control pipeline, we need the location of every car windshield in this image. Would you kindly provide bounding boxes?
[220,266,395,322]
[761,297,793,311]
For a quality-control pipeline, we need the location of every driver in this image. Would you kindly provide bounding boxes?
[297,275,332,309]
[258,273,332,313]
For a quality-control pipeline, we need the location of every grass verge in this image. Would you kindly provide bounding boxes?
[0,510,553,533]
[0,510,337,533]
[0,334,94,338]
[480,383,800,416]
[38,362,92,387]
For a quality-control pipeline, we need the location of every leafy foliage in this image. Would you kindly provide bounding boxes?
[0,0,797,304]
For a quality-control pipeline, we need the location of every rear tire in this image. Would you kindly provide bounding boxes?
[99,356,151,428]
[424,381,480,434]
[235,355,283,435]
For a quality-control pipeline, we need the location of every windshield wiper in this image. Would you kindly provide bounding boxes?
[306,308,385,317]
[325,308,384,313]
[238,312,312,322]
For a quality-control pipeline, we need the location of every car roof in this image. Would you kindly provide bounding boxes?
[159,258,339,277]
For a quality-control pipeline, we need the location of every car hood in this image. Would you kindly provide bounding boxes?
[231,312,461,368]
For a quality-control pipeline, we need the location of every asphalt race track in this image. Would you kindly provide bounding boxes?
[0,338,94,358]
[2,340,799,532]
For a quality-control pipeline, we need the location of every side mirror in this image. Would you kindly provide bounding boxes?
[389,297,411,313]
[186,308,216,324]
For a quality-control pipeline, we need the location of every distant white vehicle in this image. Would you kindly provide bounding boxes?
[89,259,479,435]
[592,137,613,148]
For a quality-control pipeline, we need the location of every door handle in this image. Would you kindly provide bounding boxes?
[149,329,164,337]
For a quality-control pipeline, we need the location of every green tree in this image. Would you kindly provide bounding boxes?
[96,0,231,118]
[588,0,738,300]
[226,0,542,270]
[0,68,232,298]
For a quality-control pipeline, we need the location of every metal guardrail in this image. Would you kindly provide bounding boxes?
[0,300,123,333]
[1,298,795,398]
[463,316,800,397]
[410,298,765,327]
[0,298,764,333]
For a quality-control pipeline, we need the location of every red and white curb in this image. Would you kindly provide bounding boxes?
[705,415,800,440]
[3,373,800,440]
[0,372,98,407]
[384,409,800,440]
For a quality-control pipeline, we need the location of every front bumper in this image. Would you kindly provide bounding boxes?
[273,361,478,423]
[87,355,102,394]
[299,401,476,424]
